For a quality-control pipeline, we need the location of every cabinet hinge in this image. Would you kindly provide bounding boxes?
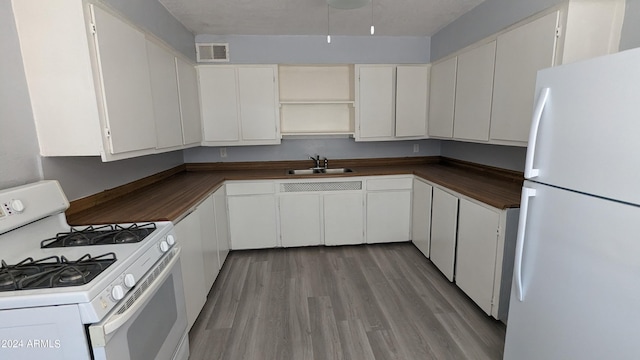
[90,22,97,35]
[104,128,111,138]
[555,26,562,38]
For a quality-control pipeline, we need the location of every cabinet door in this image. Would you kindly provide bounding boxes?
[228,195,277,249]
[91,6,156,154]
[174,211,207,330]
[490,11,559,143]
[358,66,395,139]
[324,193,364,246]
[199,67,240,142]
[453,41,496,141]
[412,179,432,258]
[366,191,411,243]
[146,40,182,149]
[428,57,457,138]
[280,194,322,247]
[430,187,459,281]
[199,195,220,291]
[213,186,230,267]
[176,58,202,145]
[237,67,278,141]
[396,66,429,137]
[455,199,500,315]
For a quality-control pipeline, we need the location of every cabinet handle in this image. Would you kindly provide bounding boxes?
[514,186,536,301]
[524,87,550,179]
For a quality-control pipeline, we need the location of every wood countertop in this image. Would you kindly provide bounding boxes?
[65,157,523,226]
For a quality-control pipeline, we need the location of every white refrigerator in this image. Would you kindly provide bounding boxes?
[503,47,640,359]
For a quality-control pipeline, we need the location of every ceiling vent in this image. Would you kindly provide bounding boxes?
[196,43,229,62]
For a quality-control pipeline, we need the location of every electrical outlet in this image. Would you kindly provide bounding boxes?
[413,144,419,153]
[220,148,227,158]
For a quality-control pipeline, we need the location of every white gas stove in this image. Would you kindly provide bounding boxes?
[0,181,189,360]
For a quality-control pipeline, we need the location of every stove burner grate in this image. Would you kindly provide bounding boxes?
[0,253,117,291]
[40,223,156,248]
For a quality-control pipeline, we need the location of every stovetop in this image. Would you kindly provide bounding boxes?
[0,253,116,292]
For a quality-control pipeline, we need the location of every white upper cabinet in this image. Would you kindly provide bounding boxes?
[238,67,279,141]
[357,66,395,139]
[12,0,199,161]
[176,58,202,146]
[395,66,429,138]
[356,64,429,141]
[428,57,457,139]
[453,41,496,142]
[200,65,280,146]
[490,0,624,146]
[490,11,559,145]
[199,66,239,142]
[91,5,157,155]
[146,40,183,150]
[428,0,624,147]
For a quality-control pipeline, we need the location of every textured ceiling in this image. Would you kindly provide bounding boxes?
[158,0,485,36]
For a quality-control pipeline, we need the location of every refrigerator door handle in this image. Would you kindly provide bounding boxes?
[515,186,537,301]
[524,87,550,179]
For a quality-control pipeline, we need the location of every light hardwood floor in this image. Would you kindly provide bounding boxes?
[189,242,506,360]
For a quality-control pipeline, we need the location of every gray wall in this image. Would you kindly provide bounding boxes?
[440,142,526,172]
[102,0,196,60]
[184,139,440,163]
[0,2,42,189]
[195,35,430,63]
[41,153,184,201]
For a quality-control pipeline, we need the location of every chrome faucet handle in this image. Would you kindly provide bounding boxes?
[322,157,328,169]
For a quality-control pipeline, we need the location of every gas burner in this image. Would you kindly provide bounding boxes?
[58,268,89,284]
[40,223,156,248]
[0,253,117,291]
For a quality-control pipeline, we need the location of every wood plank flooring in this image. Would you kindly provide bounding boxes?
[188,243,506,360]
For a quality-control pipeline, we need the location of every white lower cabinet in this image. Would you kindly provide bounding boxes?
[174,208,207,330]
[365,177,413,244]
[227,182,278,250]
[430,187,459,282]
[279,194,322,247]
[213,185,230,267]
[198,195,220,292]
[455,199,500,315]
[277,180,365,247]
[411,179,433,257]
[324,192,364,246]
[417,180,520,320]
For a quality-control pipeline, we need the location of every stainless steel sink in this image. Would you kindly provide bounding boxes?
[287,168,354,175]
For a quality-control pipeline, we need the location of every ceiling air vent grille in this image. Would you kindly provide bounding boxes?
[196,43,229,62]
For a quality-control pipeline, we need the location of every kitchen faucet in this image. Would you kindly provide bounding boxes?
[308,154,328,169]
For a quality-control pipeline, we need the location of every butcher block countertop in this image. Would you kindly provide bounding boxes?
[66,157,523,226]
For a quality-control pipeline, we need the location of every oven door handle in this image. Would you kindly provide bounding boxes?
[89,247,182,346]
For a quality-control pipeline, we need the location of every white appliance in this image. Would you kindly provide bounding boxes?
[0,181,189,360]
[504,47,640,359]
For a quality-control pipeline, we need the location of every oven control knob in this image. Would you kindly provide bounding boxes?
[159,240,169,253]
[10,199,25,213]
[166,234,175,246]
[124,274,136,288]
[111,285,125,301]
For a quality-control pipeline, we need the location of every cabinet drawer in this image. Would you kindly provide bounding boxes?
[226,182,275,196]
[366,177,413,191]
